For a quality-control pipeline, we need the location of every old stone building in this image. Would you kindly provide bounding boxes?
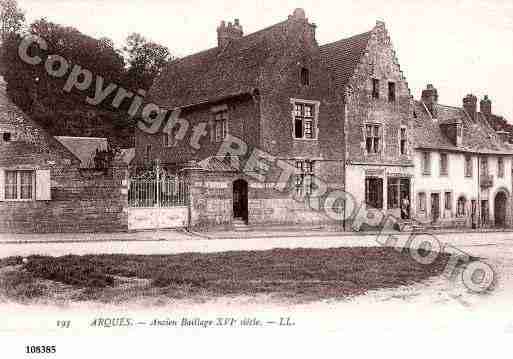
[323,21,414,229]
[412,85,513,229]
[136,9,347,228]
[135,8,512,231]
[0,76,128,233]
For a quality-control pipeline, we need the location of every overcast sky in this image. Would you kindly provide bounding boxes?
[18,0,513,120]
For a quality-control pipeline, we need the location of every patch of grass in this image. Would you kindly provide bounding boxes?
[0,270,45,300]
[6,247,454,301]
[0,257,23,268]
[24,255,115,288]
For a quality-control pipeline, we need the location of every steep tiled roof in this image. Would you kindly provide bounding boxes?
[0,77,79,165]
[412,101,513,154]
[55,136,108,168]
[320,31,372,87]
[148,21,289,109]
[197,156,239,172]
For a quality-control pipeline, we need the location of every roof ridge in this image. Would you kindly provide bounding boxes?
[319,30,373,50]
[169,20,288,66]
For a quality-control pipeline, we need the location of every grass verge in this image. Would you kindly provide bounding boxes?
[1,247,455,303]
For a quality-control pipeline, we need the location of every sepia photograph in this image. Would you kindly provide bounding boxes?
[0,0,512,357]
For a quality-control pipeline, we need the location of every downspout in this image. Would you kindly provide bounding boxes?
[477,154,480,229]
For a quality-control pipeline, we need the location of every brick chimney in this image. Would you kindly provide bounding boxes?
[463,94,477,120]
[421,84,438,118]
[480,95,492,116]
[217,18,243,48]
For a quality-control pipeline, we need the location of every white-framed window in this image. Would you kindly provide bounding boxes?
[365,124,381,154]
[295,160,315,196]
[5,170,35,201]
[214,110,228,143]
[465,155,473,177]
[293,103,315,139]
[498,157,505,178]
[440,153,448,176]
[422,151,431,175]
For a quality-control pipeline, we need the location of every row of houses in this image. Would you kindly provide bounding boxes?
[1,8,512,233]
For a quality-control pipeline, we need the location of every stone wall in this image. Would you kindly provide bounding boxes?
[185,167,342,229]
[0,163,128,234]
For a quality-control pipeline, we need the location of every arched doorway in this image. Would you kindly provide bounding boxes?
[494,191,508,227]
[233,179,248,223]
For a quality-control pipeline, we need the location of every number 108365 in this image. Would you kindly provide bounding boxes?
[25,346,56,354]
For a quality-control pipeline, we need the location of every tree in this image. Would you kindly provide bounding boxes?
[123,32,173,90]
[0,0,25,39]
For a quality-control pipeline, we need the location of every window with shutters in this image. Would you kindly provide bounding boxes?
[365,177,383,209]
[4,170,34,201]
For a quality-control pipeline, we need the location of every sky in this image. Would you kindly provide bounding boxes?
[17,0,513,121]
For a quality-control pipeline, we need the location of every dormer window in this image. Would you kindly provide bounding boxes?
[300,68,310,86]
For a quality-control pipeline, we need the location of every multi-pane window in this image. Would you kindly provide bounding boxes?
[294,103,315,139]
[388,82,396,102]
[440,153,448,176]
[372,79,380,99]
[365,124,381,154]
[214,110,228,142]
[300,68,310,86]
[422,151,431,175]
[400,128,407,155]
[445,192,452,211]
[295,160,315,196]
[465,155,473,177]
[365,177,383,209]
[5,170,34,200]
[418,192,426,212]
[498,157,504,178]
[480,156,489,176]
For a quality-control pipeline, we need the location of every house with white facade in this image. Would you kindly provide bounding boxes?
[411,84,513,229]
